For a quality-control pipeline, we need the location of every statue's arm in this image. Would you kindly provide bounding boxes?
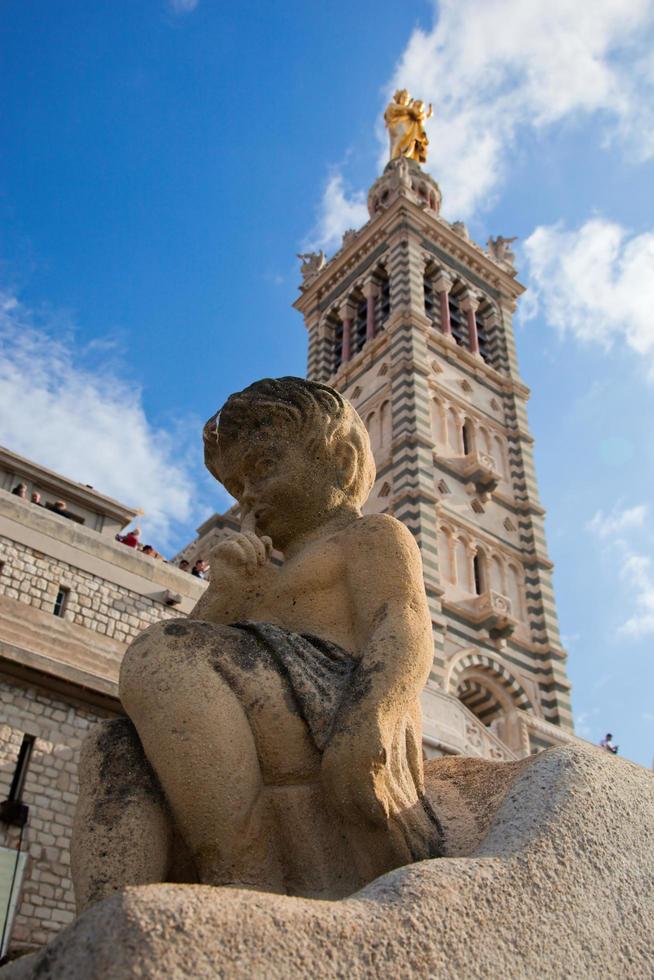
[345,514,432,705]
[322,515,433,824]
[188,532,272,623]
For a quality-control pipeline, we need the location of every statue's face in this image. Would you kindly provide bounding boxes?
[395,89,410,105]
[220,435,336,550]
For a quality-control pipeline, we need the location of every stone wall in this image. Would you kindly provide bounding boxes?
[0,535,182,645]
[0,676,112,953]
[0,516,204,956]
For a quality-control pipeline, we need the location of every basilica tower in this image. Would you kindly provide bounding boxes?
[294,120,573,758]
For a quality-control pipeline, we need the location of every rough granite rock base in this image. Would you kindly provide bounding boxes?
[3,744,653,979]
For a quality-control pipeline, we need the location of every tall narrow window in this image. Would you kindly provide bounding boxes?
[424,275,435,322]
[449,295,466,346]
[462,419,474,456]
[354,295,367,354]
[378,273,390,328]
[476,310,491,364]
[473,551,486,596]
[53,586,69,618]
[333,318,343,373]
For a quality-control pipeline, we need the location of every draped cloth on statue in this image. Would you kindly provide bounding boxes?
[229,621,356,751]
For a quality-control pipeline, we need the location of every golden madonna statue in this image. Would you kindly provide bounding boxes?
[384,89,432,165]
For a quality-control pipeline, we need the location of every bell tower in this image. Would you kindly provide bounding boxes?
[294,104,573,759]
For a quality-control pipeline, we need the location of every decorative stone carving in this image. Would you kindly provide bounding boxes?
[367,157,441,218]
[69,377,442,913]
[296,250,326,285]
[451,221,470,240]
[487,235,517,269]
[447,449,499,497]
[472,590,515,638]
[341,228,358,248]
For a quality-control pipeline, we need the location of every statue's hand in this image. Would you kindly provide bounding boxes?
[209,531,272,580]
[321,723,391,827]
[322,711,424,828]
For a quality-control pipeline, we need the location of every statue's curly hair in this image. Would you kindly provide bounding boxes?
[203,377,375,509]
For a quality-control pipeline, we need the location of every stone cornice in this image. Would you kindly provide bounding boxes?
[294,192,525,317]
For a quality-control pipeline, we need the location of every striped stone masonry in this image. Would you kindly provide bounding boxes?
[294,161,574,753]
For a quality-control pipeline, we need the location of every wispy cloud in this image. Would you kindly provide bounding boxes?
[586,503,648,539]
[618,552,654,639]
[307,173,368,253]
[523,219,654,375]
[0,291,213,552]
[384,0,654,217]
[168,0,198,13]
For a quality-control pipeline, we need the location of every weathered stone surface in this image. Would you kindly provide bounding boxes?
[73,378,441,909]
[5,744,653,979]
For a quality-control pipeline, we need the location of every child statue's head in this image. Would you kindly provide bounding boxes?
[204,378,376,540]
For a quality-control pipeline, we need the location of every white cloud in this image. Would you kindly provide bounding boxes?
[0,291,211,552]
[523,218,654,374]
[168,0,198,13]
[308,173,368,253]
[618,551,654,638]
[587,503,648,539]
[382,0,654,217]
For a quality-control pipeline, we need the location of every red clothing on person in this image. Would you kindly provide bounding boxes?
[122,532,140,548]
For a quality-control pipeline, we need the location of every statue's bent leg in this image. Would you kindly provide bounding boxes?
[70,717,174,913]
[119,620,292,891]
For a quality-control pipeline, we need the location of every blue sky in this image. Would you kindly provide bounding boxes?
[1,0,654,766]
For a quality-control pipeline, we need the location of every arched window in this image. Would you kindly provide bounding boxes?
[447,408,460,453]
[507,564,525,621]
[448,291,467,347]
[462,418,474,456]
[438,525,454,585]
[490,554,505,594]
[431,397,445,445]
[493,435,508,481]
[455,537,470,591]
[473,548,487,596]
[478,426,492,456]
[353,291,367,355]
[380,401,391,448]
[331,314,344,372]
[374,266,390,331]
[475,309,491,364]
[424,273,436,322]
[423,262,438,324]
[365,411,378,450]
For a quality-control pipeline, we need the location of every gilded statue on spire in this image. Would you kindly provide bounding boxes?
[384,89,432,165]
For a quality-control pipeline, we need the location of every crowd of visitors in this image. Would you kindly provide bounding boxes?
[10,481,208,576]
[11,483,75,520]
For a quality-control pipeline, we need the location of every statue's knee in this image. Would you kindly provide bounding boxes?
[119,621,174,710]
[80,718,138,783]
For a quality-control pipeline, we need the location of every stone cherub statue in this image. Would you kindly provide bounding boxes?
[71,378,441,909]
[297,250,326,282]
[384,89,433,164]
[487,235,517,266]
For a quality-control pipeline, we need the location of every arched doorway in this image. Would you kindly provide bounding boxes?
[447,652,533,755]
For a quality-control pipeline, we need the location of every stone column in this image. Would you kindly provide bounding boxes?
[434,272,452,338]
[461,292,480,356]
[339,300,354,365]
[362,280,378,342]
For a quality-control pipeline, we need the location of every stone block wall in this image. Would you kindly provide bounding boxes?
[0,535,182,644]
[0,677,111,953]
[0,530,199,954]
